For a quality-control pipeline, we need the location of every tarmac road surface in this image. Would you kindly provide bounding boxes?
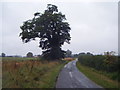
[56,59,104,89]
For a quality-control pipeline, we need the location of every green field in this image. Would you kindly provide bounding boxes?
[2,57,66,88]
[76,61,120,88]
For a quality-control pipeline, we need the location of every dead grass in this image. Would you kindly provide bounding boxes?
[63,57,75,61]
[2,58,65,88]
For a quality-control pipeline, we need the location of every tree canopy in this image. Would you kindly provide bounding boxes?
[66,50,72,57]
[20,4,71,60]
[1,53,6,57]
[26,52,33,57]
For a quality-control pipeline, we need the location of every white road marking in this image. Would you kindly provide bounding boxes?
[69,72,72,78]
[67,64,70,69]
[64,65,67,68]
[73,62,76,66]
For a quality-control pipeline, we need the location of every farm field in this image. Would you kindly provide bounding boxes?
[2,57,67,88]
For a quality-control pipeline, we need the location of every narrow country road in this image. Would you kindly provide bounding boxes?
[56,59,104,88]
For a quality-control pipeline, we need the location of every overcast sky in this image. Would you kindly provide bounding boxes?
[0,1,118,56]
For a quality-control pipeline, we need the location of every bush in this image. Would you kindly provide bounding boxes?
[78,54,120,82]
[78,54,119,72]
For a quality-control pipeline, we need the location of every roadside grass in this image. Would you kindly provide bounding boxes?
[2,58,66,88]
[76,61,120,88]
[38,64,64,88]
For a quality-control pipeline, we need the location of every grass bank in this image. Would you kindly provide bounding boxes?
[76,61,120,88]
[2,58,66,88]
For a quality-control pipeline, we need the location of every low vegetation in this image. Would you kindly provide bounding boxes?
[2,57,66,88]
[78,54,119,81]
[76,62,120,88]
[77,53,120,88]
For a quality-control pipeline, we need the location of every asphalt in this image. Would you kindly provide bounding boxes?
[56,59,104,89]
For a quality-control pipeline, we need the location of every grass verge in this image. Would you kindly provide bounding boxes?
[2,58,66,88]
[76,61,120,88]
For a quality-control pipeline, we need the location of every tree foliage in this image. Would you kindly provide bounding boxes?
[20,4,71,60]
[65,49,72,57]
[26,52,33,57]
[78,53,119,72]
[1,53,6,57]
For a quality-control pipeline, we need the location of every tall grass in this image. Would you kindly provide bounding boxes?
[2,58,66,88]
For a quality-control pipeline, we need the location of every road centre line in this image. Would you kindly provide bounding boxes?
[64,65,67,68]
[69,72,73,78]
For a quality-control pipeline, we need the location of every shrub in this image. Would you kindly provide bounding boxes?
[78,54,119,72]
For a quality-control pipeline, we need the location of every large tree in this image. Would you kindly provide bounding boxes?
[20,4,71,60]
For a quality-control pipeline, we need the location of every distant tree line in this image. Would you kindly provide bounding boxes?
[72,52,93,58]
[1,52,41,58]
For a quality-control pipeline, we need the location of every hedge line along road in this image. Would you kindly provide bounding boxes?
[56,59,104,89]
